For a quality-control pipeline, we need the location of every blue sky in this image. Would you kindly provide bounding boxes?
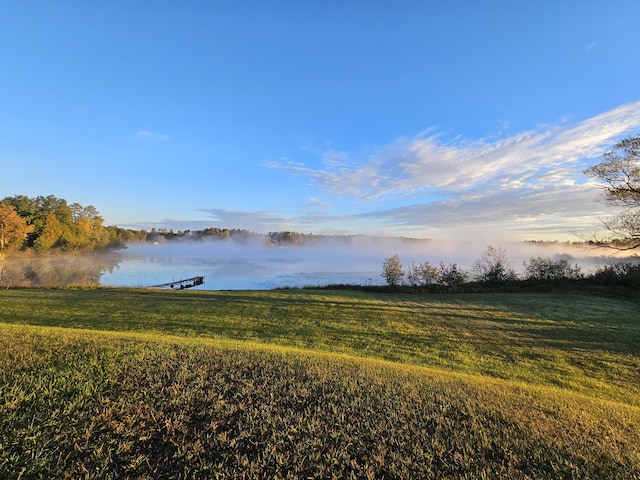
[2,1,640,241]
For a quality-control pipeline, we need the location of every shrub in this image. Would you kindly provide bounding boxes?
[471,245,517,283]
[591,260,640,288]
[438,262,467,287]
[523,257,582,281]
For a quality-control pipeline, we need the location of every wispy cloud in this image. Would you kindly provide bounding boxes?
[305,197,333,211]
[264,101,640,239]
[352,184,612,239]
[135,130,170,141]
[269,101,640,201]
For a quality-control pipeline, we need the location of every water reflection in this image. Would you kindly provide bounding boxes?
[99,241,385,290]
[0,251,122,288]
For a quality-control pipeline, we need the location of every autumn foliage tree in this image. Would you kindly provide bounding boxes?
[0,203,30,252]
[0,195,128,253]
[34,213,63,252]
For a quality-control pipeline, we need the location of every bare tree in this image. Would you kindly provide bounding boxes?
[585,135,640,249]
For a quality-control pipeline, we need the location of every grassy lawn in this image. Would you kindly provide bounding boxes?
[1,288,639,478]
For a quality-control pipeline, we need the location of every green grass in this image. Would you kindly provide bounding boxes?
[2,288,639,405]
[1,288,639,478]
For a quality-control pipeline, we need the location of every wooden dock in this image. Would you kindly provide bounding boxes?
[148,276,204,290]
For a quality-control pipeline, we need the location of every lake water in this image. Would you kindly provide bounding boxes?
[1,238,622,290]
[100,240,390,290]
[99,239,619,290]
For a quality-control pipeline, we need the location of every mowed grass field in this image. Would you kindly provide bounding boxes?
[1,288,639,478]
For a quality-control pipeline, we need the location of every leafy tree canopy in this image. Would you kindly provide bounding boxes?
[0,195,134,253]
[0,203,31,252]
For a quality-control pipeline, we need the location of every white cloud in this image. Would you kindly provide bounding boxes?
[264,101,640,239]
[305,197,332,210]
[269,100,640,202]
[135,130,170,141]
[352,184,613,239]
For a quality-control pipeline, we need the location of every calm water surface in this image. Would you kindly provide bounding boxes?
[100,241,388,290]
[1,239,616,290]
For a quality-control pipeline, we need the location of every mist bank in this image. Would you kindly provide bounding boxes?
[2,236,635,290]
[101,237,635,290]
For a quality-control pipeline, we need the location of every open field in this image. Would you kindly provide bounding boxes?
[1,288,639,478]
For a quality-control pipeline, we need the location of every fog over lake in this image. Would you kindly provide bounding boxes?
[98,238,623,290]
[101,238,401,290]
[1,237,628,290]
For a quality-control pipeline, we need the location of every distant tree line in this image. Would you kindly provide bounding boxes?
[144,228,336,246]
[147,229,367,247]
[146,227,259,243]
[381,246,640,294]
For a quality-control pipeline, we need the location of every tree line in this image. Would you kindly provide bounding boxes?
[0,195,143,254]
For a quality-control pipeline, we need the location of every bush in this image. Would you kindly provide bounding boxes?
[406,260,439,288]
[471,246,517,283]
[591,260,640,288]
[438,262,467,287]
[523,257,582,281]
